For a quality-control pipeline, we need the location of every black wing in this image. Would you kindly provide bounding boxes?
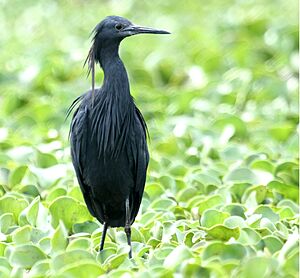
[70,104,99,219]
[130,107,149,224]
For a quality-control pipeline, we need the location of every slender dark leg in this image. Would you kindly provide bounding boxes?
[124,198,132,259]
[100,222,108,251]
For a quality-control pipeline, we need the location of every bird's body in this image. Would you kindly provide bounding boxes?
[69,16,169,258]
[70,79,148,228]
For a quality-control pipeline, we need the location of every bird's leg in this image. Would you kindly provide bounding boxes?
[125,198,132,259]
[100,222,108,252]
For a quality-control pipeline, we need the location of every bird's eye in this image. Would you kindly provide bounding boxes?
[115,24,123,31]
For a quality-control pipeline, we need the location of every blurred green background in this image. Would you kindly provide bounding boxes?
[0,0,298,277]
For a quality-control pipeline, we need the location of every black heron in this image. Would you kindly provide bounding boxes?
[68,16,169,258]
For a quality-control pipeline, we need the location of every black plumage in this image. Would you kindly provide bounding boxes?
[68,16,169,258]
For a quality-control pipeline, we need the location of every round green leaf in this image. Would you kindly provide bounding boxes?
[51,250,95,272]
[54,261,105,277]
[29,259,50,278]
[8,244,47,268]
[0,195,28,222]
[67,238,91,251]
[49,196,93,230]
[205,224,240,241]
[203,242,246,261]
[254,205,279,223]
[51,221,68,254]
[0,213,14,234]
[164,245,193,269]
[263,235,283,254]
[201,209,230,228]
[198,195,223,215]
[9,166,28,188]
[224,168,258,184]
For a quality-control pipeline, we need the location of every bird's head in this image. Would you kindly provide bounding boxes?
[85,16,170,106]
[92,15,170,42]
[85,16,170,67]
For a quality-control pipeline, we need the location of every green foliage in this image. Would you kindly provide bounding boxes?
[0,0,298,277]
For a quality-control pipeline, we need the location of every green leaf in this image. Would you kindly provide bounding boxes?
[150,198,177,211]
[243,185,267,204]
[8,244,47,268]
[72,221,99,234]
[201,209,230,228]
[198,195,223,215]
[163,245,193,269]
[145,183,164,200]
[254,205,279,223]
[263,235,283,254]
[68,186,84,202]
[131,226,145,243]
[224,216,246,228]
[205,224,240,241]
[0,257,12,273]
[49,196,93,230]
[0,195,28,222]
[277,199,298,213]
[103,247,129,270]
[278,207,295,219]
[224,168,258,184]
[176,187,199,202]
[17,184,40,197]
[223,204,246,218]
[38,237,51,255]
[97,247,116,264]
[11,225,32,245]
[9,166,28,188]
[35,150,58,168]
[0,168,9,186]
[283,249,299,276]
[51,250,95,272]
[18,196,40,226]
[30,165,67,188]
[29,260,50,278]
[54,261,105,278]
[181,258,210,278]
[51,221,68,254]
[213,115,247,138]
[202,242,246,261]
[239,257,278,278]
[67,238,91,251]
[47,187,67,202]
[269,123,294,142]
[192,173,222,187]
[0,242,9,256]
[260,218,276,232]
[0,213,14,234]
[268,180,299,201]
[251,160,274,173]
[230,183,251,202]
[238,228,261,245]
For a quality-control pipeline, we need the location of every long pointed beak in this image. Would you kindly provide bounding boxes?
[122,25,170,36]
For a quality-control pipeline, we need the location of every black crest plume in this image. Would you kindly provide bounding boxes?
[83,24,101,108]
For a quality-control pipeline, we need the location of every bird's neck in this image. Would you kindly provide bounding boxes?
[99,47,131,98]
[103,58,130,92]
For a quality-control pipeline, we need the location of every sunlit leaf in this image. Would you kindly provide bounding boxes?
[202,242,247,261]
[49,196,93,230]
[8,244,47,268]
[204,224,240,241]
[201,209,230,228]
[51,221,68,254]
[0,195,28,222]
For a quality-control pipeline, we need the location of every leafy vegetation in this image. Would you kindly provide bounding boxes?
[0,0,298,277]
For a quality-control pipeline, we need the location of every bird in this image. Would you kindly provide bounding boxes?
[68,16,169,258]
